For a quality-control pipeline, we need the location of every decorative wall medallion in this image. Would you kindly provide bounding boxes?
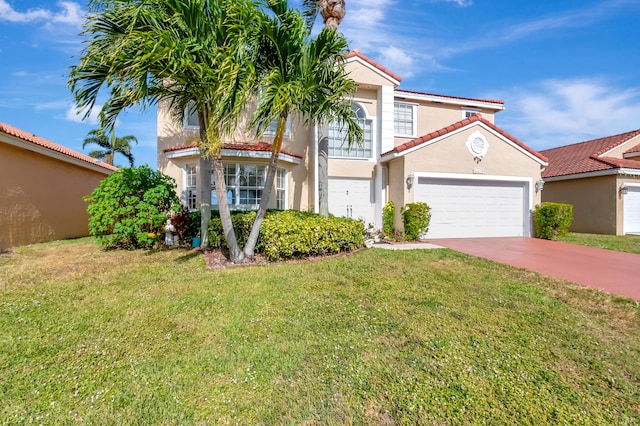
[467,131,489,160]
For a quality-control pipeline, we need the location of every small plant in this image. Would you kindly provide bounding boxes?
[534,202,573,240]
[171,207,201,245]
[401,202,432,241]
[85,166,180,248]
[382,200,395,235]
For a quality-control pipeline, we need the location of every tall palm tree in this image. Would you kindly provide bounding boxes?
[69,0,258,260]
[82,128,137,166]
[300,0,347,217]
[239,0,362,258]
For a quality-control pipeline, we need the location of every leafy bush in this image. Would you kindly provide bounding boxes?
[382,200,395,235]
[86,166,180,248]
[171,207,201,245]
[207,210,363,260]
[259,211,363,260]
[208,210,257,249]
[401,202,432,241]
[534,202,573,240]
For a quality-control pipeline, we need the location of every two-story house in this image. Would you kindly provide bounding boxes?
[157,50,548,239]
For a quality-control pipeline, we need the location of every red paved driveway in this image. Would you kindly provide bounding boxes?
[431,237,640,301]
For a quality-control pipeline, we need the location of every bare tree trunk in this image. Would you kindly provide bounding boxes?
[242,116,286,258]
[212,156,243,262]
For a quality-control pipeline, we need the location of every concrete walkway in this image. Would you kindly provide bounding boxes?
[427,237,640,301]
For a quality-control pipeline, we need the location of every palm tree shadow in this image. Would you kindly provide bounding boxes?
[174,250,201,263]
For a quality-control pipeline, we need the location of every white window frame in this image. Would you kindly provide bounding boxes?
[184,163,198,210]
[328,102,374,159]
[394,101,417,137]
[462,108,480,119]
[211,162,287,210]
[183,101,199,129]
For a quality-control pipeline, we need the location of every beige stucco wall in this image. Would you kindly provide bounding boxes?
[0,142,110,250]
[385,125,543,230]
[345,61,396,88]
[542,175,618,235]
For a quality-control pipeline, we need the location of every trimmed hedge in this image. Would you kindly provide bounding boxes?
[208,210,364,260]
[382,200,395,235]
[401,202,432,241]
[534,202,573,240]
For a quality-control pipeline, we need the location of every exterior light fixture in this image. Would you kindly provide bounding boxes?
[406,173,415,190]
[535,179,545,193]
[619,185,629,196]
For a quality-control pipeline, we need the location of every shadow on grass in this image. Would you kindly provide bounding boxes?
[173,250,202,263]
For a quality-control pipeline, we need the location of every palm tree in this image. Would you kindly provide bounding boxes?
[300,0,347,217]
[69,0,259,260]
[239,0,362,258]
[82,128,137,166]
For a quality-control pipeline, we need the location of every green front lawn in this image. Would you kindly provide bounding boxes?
[1,239,639,424]
[560,232,640,255]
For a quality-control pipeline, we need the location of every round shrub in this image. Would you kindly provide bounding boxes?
[85,166,180,248]
[401,202,432,241]
[534,202,573,240]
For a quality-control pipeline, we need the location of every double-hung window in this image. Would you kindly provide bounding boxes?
[184,101,199,129]
[328,103,372,159]
[394,102,415,137]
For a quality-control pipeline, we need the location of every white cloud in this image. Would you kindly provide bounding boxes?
[378,46,415,78]
[495,78,640,150]
[0,1,83,27]
[35,100,69,111]
[435,0,473,6]
[66,103,101,125]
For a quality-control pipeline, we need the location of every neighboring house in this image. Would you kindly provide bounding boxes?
[0,121,117,251]
[157,50,548,239]
[541,130,640,235]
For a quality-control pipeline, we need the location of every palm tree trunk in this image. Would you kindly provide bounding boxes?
[242,115,286,258]
[212,156,243,262]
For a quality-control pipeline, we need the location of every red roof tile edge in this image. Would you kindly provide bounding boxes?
[0,121,118,172]
[381,114,548,163]
[164,140,302,159]
[395,88,505,106]
[345,49,402,83]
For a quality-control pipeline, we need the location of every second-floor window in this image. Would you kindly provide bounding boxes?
[264,117,291,138]
[394,102,415,137]
[184,101,199,129]
[328,103,372,159]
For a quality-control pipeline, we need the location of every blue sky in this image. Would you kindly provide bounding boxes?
[1,0,640,168]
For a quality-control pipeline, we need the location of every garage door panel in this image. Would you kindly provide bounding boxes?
[415,177,527,239]
[623,187,640,234]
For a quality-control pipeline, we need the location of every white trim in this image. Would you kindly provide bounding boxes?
[1,133,114,175]
[164,146,301,164]
[466,130,489,158]
[623,151,640,159]
[394,90,505,112]
[393,101,417,138]
[621,182,640,188]
[599,134,640,157]
[380,120,547,166]
[544,168,640,182]
[183,101,199,130]
[345,55,401,87]
[413,172,534,237]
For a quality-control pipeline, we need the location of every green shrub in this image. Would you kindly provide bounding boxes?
[208,211,257,249]
[382,200,395,235]
[401,202,432,241]
[85,166,180,248]
[534,202,573,240]
[171,207,201,245]
[259,210,364,261]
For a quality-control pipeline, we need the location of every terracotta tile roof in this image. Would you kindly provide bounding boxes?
[395,88,505,107]
[345,49,402,83]
[381,113,548,163]
[163,140,302,159]
[540,129,640,178]
[0,121,118,172]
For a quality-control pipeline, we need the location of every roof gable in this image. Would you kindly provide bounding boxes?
[380,114,548,164]
[0,121,117,173]
[541,129,640,178]
[344,49,402,86]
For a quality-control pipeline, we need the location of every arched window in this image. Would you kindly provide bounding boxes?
[328,103,373,158]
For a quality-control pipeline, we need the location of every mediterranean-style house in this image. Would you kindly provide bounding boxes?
[541,130,640,235]
[157,50,548,239]
[0,121,116,251]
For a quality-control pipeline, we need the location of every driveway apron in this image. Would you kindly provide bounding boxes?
[431,237,640,301]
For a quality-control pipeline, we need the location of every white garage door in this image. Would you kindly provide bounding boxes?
[328,178,374,225]
[623,186,640,234]
[415,177,528,238]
